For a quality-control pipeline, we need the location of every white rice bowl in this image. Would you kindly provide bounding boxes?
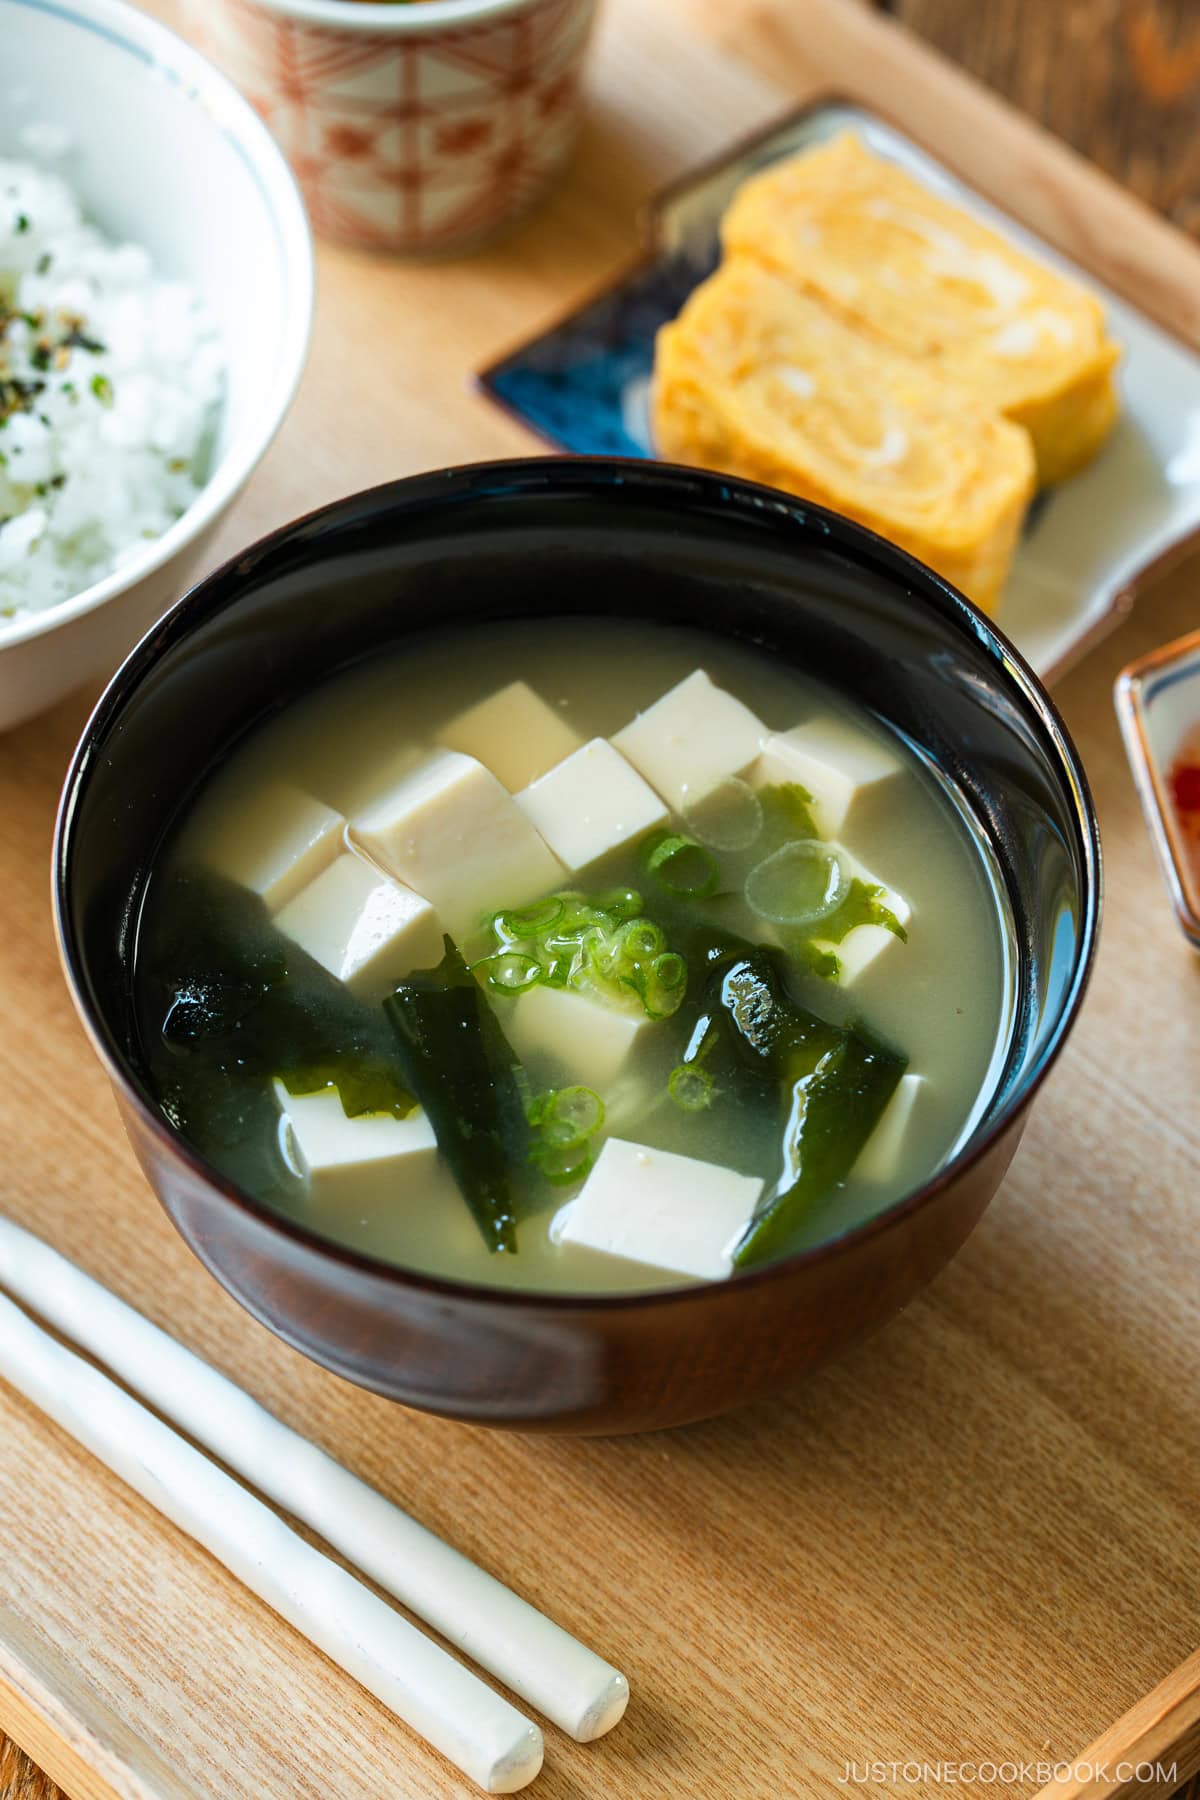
[0,160,225,622]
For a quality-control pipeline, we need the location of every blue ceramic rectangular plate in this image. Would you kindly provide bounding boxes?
[480,99,1200,683]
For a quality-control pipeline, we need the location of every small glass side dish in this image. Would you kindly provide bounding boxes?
[1115,627,1200,949]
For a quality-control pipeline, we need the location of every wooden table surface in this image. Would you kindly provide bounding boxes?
[2,2,1198,1797]
[870,0,1200,238]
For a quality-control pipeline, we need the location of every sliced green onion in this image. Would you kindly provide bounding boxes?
[633,972,680,1029]
[593,886,643,921]
[643,831,719,898]
[545,1085,605,1142]
[527,1084,604,1186]
[651,951,686,992]
[553,895,597,934]
[540,1115,587,1151]
[668,1064,716,1112]
[532,1140,596,1186]
[493,896,563,939]
[542,953,573,988]
[478,885,689,1021]
[681,777,764,852]
[525,1089,551,1127]
[618,964,649,1003]
[578,936,616,991]
[619,918,666,961]
[744,841,850,927]
[481,950,542,994]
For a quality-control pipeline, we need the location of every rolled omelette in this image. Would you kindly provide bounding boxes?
[721,131,1120,486]
[651,255,1037,612]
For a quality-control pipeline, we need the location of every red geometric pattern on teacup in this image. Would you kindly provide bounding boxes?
[191,0,594,250]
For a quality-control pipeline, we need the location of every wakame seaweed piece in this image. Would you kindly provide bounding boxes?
[156,1063,289,1205]
[279,1058,419,1121]
[675,948,906,1262]
[633,885,758,977]
[667,947,799,1139]
[160,971,278,1045]
[384,939,528,1254]
[758,782,821,848]
[776,877,908,984]
[785,877,907,950]
[780,938,842,983]
[678,948,842,1104]
[733,1029,906,1269]
[140,865,416,1117]
[146,866,288,1046]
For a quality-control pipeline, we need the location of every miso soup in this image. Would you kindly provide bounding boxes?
[135,619,1014,1294]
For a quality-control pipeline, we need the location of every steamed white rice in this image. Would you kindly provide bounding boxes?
[0,161,224,625]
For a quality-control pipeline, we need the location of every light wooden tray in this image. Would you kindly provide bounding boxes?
[1,3,1198,1797]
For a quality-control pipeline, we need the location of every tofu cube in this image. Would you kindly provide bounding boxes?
[273,850,442,995]
[210,780,345,912]
[552,1137,764,1281]
[435,680,583,792]
[807,843,911,985]
[274,1083,483,1257]
[350,750,565,945]
[613,670,766,811]
[339,1157,485,1263]
[751,716,901,840]
[339,744,426,822]
[274,1080,439,1211]
[500,981,649,1091]
[515,739,668,872]
[854,1074,927,1184]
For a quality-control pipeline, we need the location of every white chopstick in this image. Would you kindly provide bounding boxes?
[0,1284,542,1793]
[0,1221,628,1742]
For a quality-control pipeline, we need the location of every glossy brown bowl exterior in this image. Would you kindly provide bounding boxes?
[55,461,1101,1434]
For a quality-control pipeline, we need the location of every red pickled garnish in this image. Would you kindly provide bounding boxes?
[1171,759,1200,815]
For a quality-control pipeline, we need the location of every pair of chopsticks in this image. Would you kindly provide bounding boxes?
[0,1219,627,1792]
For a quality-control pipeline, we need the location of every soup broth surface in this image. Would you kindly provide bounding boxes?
[136,619,1014,1293]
